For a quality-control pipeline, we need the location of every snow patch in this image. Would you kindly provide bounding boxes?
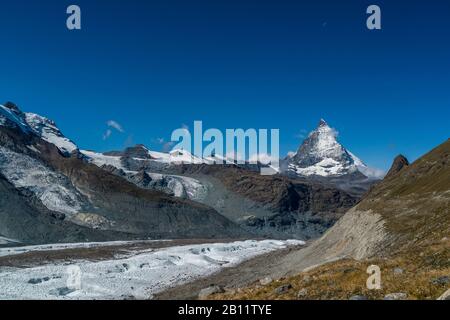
[81,150,125,170]
[149,149,206,164]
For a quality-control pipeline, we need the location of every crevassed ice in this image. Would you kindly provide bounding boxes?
[0,239,305,300]
[0,147,84,215]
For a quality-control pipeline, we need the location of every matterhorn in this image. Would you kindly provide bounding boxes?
[283,119,380,180]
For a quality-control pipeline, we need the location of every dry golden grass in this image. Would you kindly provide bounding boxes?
[211,238,449,300]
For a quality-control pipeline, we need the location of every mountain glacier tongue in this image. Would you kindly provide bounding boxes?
[287,119,366,177]
[0,146,85,215]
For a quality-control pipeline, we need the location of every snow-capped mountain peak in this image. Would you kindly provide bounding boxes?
[24,113,78,155]
[285,119,382,179]
[0,102,78,155]
[318,118,328,127]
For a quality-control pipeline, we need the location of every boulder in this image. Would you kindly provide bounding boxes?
[198,285,225,299]
[384,293,408,300]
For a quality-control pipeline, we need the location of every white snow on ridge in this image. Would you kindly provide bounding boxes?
[0,147,84,215]
[0,104,31,133]
[0,239,304,300]
[149,148,207,164]
[0,104,78,155]
[24,113,78,155]
[81,150,125,170]
[312,122,344,158]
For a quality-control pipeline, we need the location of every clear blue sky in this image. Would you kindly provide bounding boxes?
[0,0,449,171]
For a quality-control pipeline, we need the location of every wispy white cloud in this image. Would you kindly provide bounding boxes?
[357,165,386,179]
[107,120,124,133]
[248,153,276,165]
[102,120,125,140]
[102,129,112,140]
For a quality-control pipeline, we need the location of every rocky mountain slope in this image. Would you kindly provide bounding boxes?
[169,164,358,239]
[0,102,247,244]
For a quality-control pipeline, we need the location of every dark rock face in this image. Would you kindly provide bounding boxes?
[129,170,153,187]
[101,164,127,177]
[169,164,358,239]
[3,102,21,113]
[385,155,409,179]
[123,145,155,159]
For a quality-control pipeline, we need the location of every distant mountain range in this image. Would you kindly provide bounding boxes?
[0,102,381,244]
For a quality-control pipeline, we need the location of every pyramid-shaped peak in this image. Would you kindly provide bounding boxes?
[318,118,329,127]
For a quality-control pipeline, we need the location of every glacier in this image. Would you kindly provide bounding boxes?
[0,239,304,300]
[0,146,85,215]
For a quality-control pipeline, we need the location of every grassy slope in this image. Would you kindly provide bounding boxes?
[358,139,449,249]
